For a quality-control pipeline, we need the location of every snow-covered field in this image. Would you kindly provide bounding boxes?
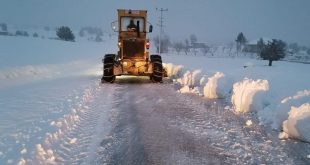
[1,33,310,164]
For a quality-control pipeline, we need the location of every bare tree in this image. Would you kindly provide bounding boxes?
[184,39,190,55]
[200,44,209,56]
[209,47,217,56]
[190,34,198,55]
[153,35,171,53]
[173,42,184,55]
[190,34,197,45]
[227,42,234,57]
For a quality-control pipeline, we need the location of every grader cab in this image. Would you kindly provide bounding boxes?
[101,9,164,83]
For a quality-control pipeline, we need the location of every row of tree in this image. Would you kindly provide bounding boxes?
[159,32,288,66]
[0,24,102,43]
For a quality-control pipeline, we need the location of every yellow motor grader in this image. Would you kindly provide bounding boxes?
[101,9,164,83]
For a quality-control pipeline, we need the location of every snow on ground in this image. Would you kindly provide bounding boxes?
[163,54,310,142]
[203,72,233,99]
[0,34,115,89]
[231,78,269,113]
[259,90,310,130]
[0,34,115,164]
[280,103,310,142]
[1,31,310,164]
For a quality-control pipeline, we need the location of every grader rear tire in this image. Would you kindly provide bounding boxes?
[150,55,163,83]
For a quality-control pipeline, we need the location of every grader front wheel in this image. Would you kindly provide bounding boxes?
[101,54,116,83]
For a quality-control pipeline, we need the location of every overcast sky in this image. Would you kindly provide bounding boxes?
[1,0,310,46]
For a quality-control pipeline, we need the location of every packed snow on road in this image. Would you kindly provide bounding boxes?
[1,29,310,164]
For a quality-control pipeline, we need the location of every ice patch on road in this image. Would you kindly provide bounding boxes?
[231,78,269,113]
[281,103,310,143]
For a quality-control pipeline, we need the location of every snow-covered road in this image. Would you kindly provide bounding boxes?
[95,78,296,165]
[1,73,310,164]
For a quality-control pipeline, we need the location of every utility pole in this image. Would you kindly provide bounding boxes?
[156,8,168,55]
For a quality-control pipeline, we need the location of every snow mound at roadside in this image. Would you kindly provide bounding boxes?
[280,103,310,143]
[231,78,269,113]
[163,63,184,79]
[176,69,203,88]
[166,64,234,98]
[203,72,233,99]
[260,90,310,130]
[179,85,200,94]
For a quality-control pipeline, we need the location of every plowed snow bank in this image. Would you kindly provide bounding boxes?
[259,90,310,130]
[280,103,310,143]
[231,78,269,113]
[203,72,233,99]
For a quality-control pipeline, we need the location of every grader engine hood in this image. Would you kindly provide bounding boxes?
[122,39,145,59]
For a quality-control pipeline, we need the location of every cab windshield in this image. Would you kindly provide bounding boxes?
[121,17,144,32]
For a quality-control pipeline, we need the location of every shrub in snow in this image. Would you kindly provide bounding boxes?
[56,26,75,41]
[231,78,269,113]
[203,72,233,99]
[281,103,310,143]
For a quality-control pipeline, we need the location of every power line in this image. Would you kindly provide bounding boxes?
[156,8,168,55]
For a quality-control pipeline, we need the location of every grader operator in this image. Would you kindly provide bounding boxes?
[101,9,164,83]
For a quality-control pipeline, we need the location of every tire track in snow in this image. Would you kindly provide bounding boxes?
[96,81,296,164]
[32,80,120,165]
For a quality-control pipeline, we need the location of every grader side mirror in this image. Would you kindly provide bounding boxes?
[111,21,118,32]
[149,25,153,33]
